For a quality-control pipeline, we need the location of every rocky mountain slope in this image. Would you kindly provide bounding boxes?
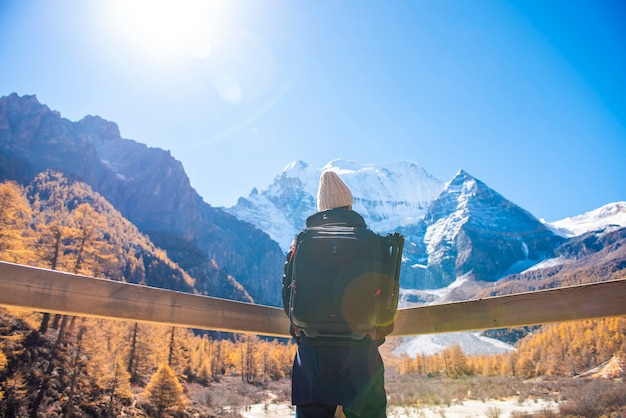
[0,93,283,306]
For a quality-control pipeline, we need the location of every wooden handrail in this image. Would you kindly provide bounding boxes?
[0,261,624,338]
[391,279,626,336]
[0,261,291,337]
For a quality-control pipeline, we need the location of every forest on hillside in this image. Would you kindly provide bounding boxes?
[0,174,625,417]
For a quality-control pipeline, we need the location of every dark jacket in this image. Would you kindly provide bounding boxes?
[282,208,387,415]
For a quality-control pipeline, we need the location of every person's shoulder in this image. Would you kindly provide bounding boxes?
[305,209,366,228]
[344,209,366,226]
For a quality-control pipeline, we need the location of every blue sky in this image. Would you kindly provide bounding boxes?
[1,0,624,221]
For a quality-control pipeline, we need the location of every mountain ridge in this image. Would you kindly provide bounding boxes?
[0,93,284,306]
[228,160,569,290]
[548,201,626,237]
[227,158,444,252]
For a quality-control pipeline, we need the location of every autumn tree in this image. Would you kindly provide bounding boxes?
[82,319,133,417]
[66,203,118,277]
[511,317,626,377]
[187,334,214,384]
[0,181,36,264]
[442,344,470,377]
[0,316,30,415]
[127,323,170,386]
[144,362,187,417]
[127,323,142,385]
[0,341,7,399]
[63,320,92,417]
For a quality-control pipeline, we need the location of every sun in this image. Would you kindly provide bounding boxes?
[103,0,227,61]
[96,0,281,107]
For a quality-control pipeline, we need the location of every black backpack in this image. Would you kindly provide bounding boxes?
[287,226,404,339]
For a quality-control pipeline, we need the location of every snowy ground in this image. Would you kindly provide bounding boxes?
[237,397,560,417]
[387,398,559,417]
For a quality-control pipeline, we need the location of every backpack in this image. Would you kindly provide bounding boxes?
[287,226,404,339]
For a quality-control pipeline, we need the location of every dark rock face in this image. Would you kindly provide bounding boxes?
[0,94,110,186]
[0,93,283,306]
[556,226,626,261]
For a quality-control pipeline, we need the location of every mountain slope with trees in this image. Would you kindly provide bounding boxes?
[0,93,283,306]
[0,177,295,416]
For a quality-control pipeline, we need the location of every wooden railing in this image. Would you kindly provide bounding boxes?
[0,261,625,338]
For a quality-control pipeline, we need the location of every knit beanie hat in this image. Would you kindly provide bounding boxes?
[317,170,354,212]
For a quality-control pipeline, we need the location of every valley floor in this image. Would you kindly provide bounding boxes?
[236,397,559,418]
[186,374,626,418]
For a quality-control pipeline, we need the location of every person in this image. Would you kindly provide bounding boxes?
[282,170,387,418]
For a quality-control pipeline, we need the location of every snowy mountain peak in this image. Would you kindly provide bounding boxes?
[450,168,472,181]
[427,170,485,222]
[321,158,364,173]
[548,201,626,237]
[226,160,445,251]
[440,170,481,202]
[282,160,314,179]
[411,170,565,289]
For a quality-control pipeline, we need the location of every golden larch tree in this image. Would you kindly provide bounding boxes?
[0,181,36,264]
[144,362,187,417]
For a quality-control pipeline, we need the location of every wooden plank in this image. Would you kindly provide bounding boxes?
[391,278,626,336]
[0,261,293,338]
[0,262,624,338]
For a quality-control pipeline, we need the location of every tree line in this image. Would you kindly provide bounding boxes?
[397,318,626,379]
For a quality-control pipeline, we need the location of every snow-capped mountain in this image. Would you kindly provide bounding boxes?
[229,161,571,292]
[226,159,444,251]
[228,159,622,297]
[547,201,626,237]
[401,169,566,290]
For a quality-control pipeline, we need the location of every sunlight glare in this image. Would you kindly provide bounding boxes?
[106,0,224,60]
[99,0,281,107]
[216,74,243,104]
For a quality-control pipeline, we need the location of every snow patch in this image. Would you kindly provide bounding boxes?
[392,332,515,357]
[522,257,567,273]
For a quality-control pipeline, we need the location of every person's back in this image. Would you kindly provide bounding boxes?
[282,170,388,418]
